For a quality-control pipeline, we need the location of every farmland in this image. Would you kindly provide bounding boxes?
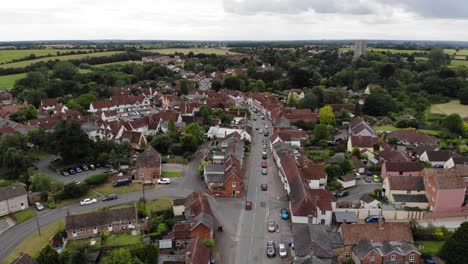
[144,48,241,55]
[339,47,426,54]
[449,59,468,68]
[0,51,125,69]
[95,60,143,67]
[0,49,90,64]
[430,100,468,117]
[0,73,26,88]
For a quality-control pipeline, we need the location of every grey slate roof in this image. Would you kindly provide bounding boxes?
[191,211,215,231]
[333,212,358,224]
[66,206,137,230]
[292,223,343,258]
[392,194,428,203]
[0,182,26,201]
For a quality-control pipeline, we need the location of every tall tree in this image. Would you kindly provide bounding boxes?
[37,245,59,264]
[440,221,468,264]
[319,106,336,126]
[101,248,143,264]
[48,121,91,162]
[442,114,463,134]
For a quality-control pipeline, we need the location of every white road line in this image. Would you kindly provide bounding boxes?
[248,186,259,262]
[235,208,244,243]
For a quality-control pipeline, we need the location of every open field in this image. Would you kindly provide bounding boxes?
[0,73,26,88]
[339,47,425,54]
[0,49,91,64]
[144,48,241,55]
[4,219,65,263]
[0,51,124,68]
[161,171,182,177]
[430,100,468,117]
[449,59,468,68]
[95,60,143,67]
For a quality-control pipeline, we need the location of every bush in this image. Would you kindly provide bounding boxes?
[58,182,89,199]
[84,173,109,185]
[46,200,56,209]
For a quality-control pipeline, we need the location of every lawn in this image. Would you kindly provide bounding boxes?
[102,231,141,246]
[161,171,182,177]
[92,182,153,196]
[4,219,65,263]
[416,240,445,256]
[0,51,124,68]
[0,49,90,64]
[144,48,241,56]
[13,208,37,223]
[430,100,468,118]
[142,198,172,214]
[0,73,26,88]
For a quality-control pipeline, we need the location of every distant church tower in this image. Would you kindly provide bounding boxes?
[353,40,367,59]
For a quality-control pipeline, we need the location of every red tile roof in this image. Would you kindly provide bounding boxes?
[341,222,413,245]
[388,130,438,145]
[350,136,379,148]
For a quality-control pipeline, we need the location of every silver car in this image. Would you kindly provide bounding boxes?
[268,220,276,232]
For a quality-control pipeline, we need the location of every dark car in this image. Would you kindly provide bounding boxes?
[334,190,349,197]
[245,201,253,210]
[266,241,276,257]
[261,184,268,191]
[102,194,118,201]
[365,215,384,223]
[281,208,289,220]
[69,169,76,175]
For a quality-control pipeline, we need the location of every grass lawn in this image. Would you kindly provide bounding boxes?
[13,208,37,223]
[0,51,124,68]
[78,68,92,74]
[66,237,101,250]
[372,125,442,136]
[0,73,26,88]
[161,171,182,177]
[4,219,65,263]
[430,100,468,118]
[92,182,153,196]
[102,231,141,247]
[416,240,445,256]
[0,49,90,64]
[143,198,172,214]
[144,48,241,56]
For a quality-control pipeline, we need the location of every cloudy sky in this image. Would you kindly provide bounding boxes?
[1,0,467,41]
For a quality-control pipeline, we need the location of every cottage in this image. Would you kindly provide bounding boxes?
[419,150,455,167]
[381,161,423,179]
[347,136,380,159]
[360,194,380,209]
[133,147,161,184]
[387,130,438,149]
[206,126,251,142]
[348,117,377,137]
[270,128,308,148]
[0,182,28,217]
[352,240,421,264]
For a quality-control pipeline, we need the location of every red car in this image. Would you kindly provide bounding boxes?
[245,201,253,210]
[261,160,267,168]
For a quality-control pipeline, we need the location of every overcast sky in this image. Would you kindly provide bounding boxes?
[1,0,468,41]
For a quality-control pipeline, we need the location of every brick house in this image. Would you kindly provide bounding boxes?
[178,191,216,240]
[0,182,29,217]
[381,161,424,179]
[65,206,138,240]
[387,130,438,150]
[352,240,421,264]
[203,155,243,197]
[133,146,161,184]
[424,174,466,212]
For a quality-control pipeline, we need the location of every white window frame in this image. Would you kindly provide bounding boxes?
[391,254,396,261]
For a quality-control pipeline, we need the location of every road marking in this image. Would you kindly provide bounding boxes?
[235,208,244,243]
[248,186,258,262]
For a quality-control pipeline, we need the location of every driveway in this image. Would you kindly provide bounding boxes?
[337,179,382,203]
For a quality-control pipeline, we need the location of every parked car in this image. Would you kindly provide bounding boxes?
[255,126,259,130]
[157,178,171,184]
[81,165,89,171]
[365,215,384,223]
[102,194,118,202]
[262,168,267,175]
[259,129,263,134]
[280,208,289,220]
[279,243,287,257]
[267,220,276,232]
[261,160,267,168]
[253,117,257,121]
[69,169,76,175]
[113,178,132,187]
[334,190,349,197]
[266,241,276,257]
[35,202,44,211]
[80,198,97,206]
[264,131,269,136]
[261,184,268,191]
[75,167,82,173]
[262,151,267,159]
[245,201,253,210]
[363,176,372,183]
[61,171,70,176]
[89,164,96,170]
[263,144,267,149]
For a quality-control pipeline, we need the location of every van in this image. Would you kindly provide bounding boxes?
[113,178,132,187]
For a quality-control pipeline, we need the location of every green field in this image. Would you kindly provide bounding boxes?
[339,47,425,54]
[144,48,241,55]
[416,240,444,256]
[161,171,182,177]
[95,60,143,67]
[103,231,141,246]
[449,59,468,68]
[0,49,90,64]
[0,51,124,68]
[0,73,26,88]
[431,100,468,117]
[372,125,442,136]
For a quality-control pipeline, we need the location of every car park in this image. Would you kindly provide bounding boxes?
[281,208,289,220]
[80,198,97,206]
[261,184,268,191]
[279,243,287,257]
[102,194,118,201]
[245,201,253,210]
[262,168,267,175]
[266,241,276,257]
[365,215,384,223]
[267,220,276,232]
[157,178,171,184]
[35,202,44,211]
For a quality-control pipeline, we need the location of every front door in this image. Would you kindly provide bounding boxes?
[232,190,236,197]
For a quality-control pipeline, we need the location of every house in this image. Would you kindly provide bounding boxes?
[133,147,161,184]
[119,130,147,150]
[329,103,356,115]
[282,108,318,124]
[348,117,377,137]
[413,144,437,159]
[0,91,14,106]
[65,206,138,240]
[183,191,215,240]
[338,174,356,189]
[360,194,379,209]
[270,128,308,148]
[424,174,466,212]
[206,126,251,142]
[381,161,423,179]
[347,136,380,159]
[40,98,58,111]
[0,182,28,217]
[379,147,408,162]
[299,161,327,189]
[203,154,243,197]
[184,235,211,264]
[387,130,438,148]
[352,240,421,264]
[419,150,454,167]
[352,157,366,174]
[383,176,428,209]
[445,156,468,169]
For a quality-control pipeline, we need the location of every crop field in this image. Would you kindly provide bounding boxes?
[0,51,124,68]
[449,59,468,68]
[0,73,26,88]
[95,60,143,67]
[339,47,425,54]
[144,48,241,55]
[0,49,90,64]
[430,100,468,117]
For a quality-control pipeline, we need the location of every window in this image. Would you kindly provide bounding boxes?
[407,190,411,194]
[320,219,325,225]
[399,171,403,175]
[345,253,351,258]
[321,210,326,215]
[108,224,112,227]
[391,254,396,260]
[232,182,237,188]
[370,256,375,262]
[409,254,415,261]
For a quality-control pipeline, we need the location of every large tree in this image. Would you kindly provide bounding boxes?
[37,245,59,264]
[440,221,468,264]
[319,106,336,126]
[101,248,143,264]
[442,114,464,134]
[48,121,91,162]
[459,87,468,105]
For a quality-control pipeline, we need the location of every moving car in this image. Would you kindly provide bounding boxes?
[262,168,267,175]
[245,201,253,210]
[279,243,287,257]
[261,160,267,168]
[80,198,97,206]
[267,220,276,232]
[280,208,289,220]
[261,184,268,191]
[266,241,276,257]
[365,215,384,223]
[157,178,171,184]
[35,202,44,211]
[102,194,118,201]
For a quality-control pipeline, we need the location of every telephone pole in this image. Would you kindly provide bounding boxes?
[36,215,41,236]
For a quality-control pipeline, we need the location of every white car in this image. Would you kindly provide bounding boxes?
[157,178,171,184]
[80,198,97,206]
[35,202,44,211]
[279,243,287,257]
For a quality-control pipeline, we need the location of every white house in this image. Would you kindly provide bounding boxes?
[419,150,453,167]
[206,126,251,142]
[338,174,357,189]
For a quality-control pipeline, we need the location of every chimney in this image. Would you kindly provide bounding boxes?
[185,251,192,264]
[378,215,384,230]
